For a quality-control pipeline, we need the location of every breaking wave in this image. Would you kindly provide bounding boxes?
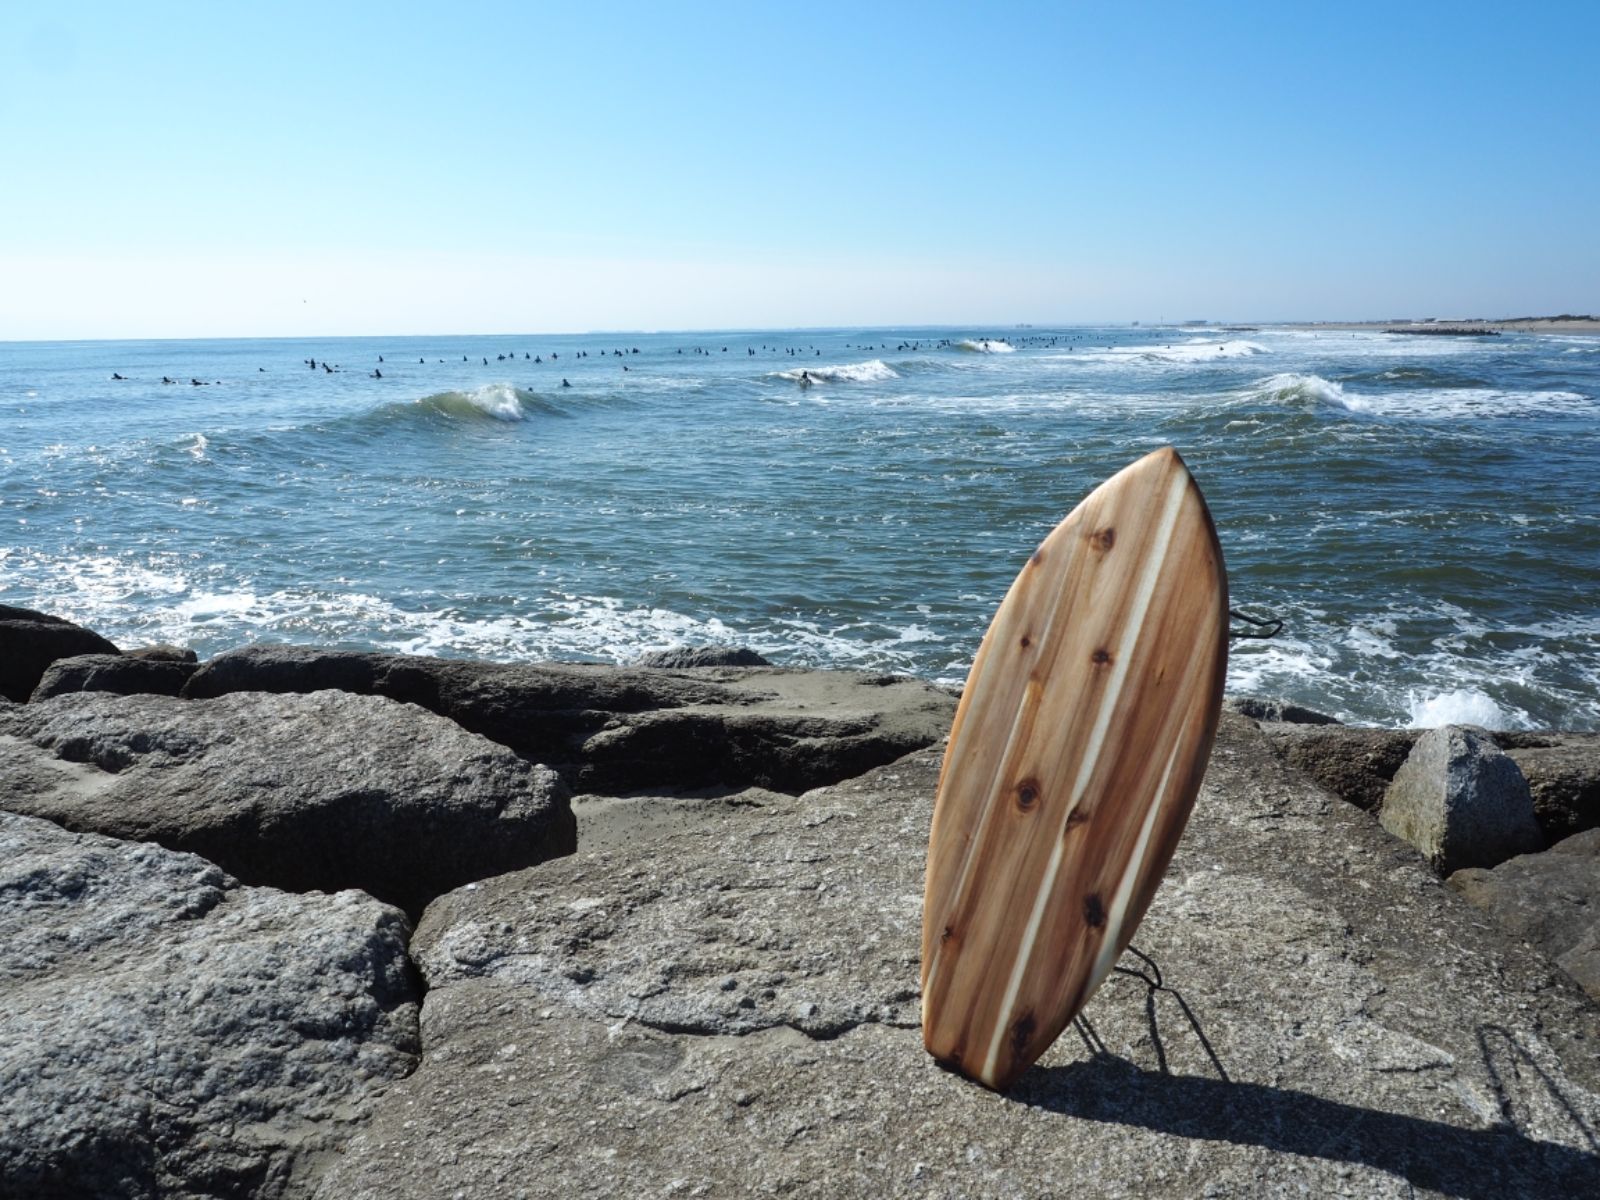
[1250,373,1358,411]
[772,360,898,384]
[414,383,531,421]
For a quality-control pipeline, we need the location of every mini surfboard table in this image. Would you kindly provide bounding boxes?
[921,447,1228,1091]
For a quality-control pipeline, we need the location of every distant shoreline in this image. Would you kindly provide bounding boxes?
[1277,316,1600,335]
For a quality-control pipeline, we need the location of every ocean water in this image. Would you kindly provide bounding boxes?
[2,325,1597,730]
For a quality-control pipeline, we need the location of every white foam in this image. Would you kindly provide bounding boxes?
[459,383,526,421]
[187,433,208,460]
[1253,372,1357,411]
[1044,339,1268,366]
[1405,688,1517,730]
[773,360,898,384]
[955,339,1015,353]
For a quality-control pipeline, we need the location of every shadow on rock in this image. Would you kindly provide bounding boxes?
[1016,1036,1600,1198]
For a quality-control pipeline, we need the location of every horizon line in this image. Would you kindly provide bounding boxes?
[5,314,1596,347]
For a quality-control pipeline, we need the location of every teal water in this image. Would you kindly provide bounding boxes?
[3,326,1597,729]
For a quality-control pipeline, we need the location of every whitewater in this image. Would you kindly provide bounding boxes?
[3,324,1597,729]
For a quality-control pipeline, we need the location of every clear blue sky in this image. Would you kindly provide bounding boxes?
[3,0,1596,338]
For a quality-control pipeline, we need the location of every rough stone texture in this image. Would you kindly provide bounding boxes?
[1498,733,1600,843]
[0,690,574,917]
[315,714,1600,1198]
[1226,695,1341,725]
[31,651,197,700]
[0,603,120,702]
[1262,723,1419,811]
[634,644,773,668]
[126,642,200,663]
[183,645,955,794]
[0,810,419,1200]
[1381,725,1545,875]
[1449,829,1600,1001]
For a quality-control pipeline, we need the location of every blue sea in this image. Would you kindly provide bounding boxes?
[3,326,1597,730]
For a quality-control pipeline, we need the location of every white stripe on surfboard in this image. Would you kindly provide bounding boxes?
[923,541,1082,1000]
[1083,736,1183,998]
[978,468,1190,1083]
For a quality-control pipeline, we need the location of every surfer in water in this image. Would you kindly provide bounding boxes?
[561,378,571,388]
[799,370,813,389]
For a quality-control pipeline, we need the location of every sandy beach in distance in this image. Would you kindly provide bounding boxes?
[1280,315,1600,335]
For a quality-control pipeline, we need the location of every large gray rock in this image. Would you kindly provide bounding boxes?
[1449,829,1600,1001]
[0,690,574,917]
[1499,733,1600,842]
[314,715,1600,1198]
[1261,723,1419,810]
[0,810,419,1200]
[1381,725,1545,874]
[183,646,955,794]
[0,603,120,702]
[31,651,197,700]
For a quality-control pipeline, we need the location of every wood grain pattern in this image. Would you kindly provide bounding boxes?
[921,447,1228,1091]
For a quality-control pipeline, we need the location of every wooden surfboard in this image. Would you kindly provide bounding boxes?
[921,446,1228,1091]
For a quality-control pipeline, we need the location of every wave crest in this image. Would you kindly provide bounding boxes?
[416,383,530,421]
[955,339,1015,353]
[773,360,898,384]
[1253,372,1360,412]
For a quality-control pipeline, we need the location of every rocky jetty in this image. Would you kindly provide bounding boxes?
[2,620,1599,1196]
[181,645,954,794]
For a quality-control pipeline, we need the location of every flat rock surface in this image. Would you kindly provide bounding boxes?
[1450,829,1600,1001]
[0,689,574,917]
[316,714,1600,1198]
[0,811,419,1200]
[183,646,956,794]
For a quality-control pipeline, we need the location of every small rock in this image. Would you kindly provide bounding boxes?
[1380,725,1544,874]
[1226,696,1341,725]
[633,645,772,669]
[124,643,199,663]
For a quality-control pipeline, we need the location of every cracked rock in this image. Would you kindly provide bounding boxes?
[0,810,419,1199]
[0,689,574,917]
